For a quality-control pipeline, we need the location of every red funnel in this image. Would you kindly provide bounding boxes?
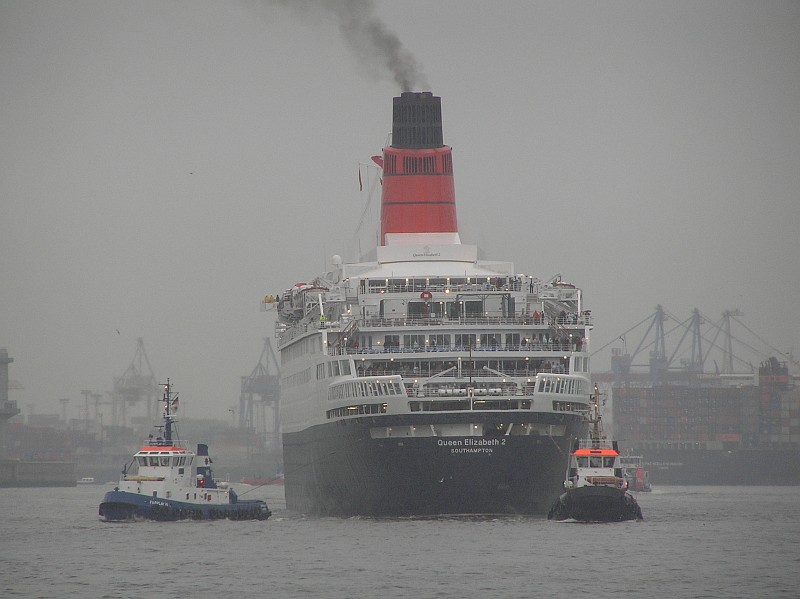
[379,92,458,245]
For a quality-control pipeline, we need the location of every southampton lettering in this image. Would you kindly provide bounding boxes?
[437,437,502,455]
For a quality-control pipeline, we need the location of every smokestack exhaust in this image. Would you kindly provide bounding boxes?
[379,92,458,245]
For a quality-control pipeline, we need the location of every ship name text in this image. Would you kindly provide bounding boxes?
[438,438,503,455]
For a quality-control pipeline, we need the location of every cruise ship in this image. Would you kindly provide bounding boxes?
[272,91,593,516]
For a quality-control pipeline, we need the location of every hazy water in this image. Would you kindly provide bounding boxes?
[1,484,797,598]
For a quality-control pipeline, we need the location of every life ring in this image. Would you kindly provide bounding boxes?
[420,291,433,300]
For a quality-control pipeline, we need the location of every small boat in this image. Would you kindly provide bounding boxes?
[99,380,271,522]
[77,477,96,485]
[619,452,652,492]
[548,387,643,522]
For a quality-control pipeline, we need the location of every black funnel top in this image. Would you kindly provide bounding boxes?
[391,92,444,149]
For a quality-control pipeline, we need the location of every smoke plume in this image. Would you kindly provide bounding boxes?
[271,0,429,91]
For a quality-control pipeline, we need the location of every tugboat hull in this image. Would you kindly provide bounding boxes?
[547,486,642,522]
[99,489,271,522]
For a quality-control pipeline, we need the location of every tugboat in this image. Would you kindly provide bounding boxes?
[99,380,271,522]
[619,452,652,492]
[547,387,643,522]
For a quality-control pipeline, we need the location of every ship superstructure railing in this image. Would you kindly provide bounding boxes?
[405,385,535,398]
[356,315,591,328]
[362,279,526,295]
[355,367,562,380]
[138,438,190,450]
[276,311,590,348]
[398,376,588,398]
[576,438,616,451]
[404,396,590,413]
[329,343,579,356]
[357,277,586,300]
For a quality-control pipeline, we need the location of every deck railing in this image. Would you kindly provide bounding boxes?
[329,343,578,357]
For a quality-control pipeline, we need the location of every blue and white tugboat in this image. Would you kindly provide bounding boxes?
[99,380,271,522]
[547,387,642,522]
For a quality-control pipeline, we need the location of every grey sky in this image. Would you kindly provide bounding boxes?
[2,1,798,419]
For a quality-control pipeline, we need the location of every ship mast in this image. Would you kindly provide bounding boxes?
[160,379,178,444]
[587,384,605,443]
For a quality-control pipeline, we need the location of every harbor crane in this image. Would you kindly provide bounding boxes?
[595,306,794,385]
[240,338,280,451]
[112,338,158,427]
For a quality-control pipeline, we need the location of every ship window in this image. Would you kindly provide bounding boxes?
[340,360,351,375]
[384,335,400,350]
[480,334,501,349]
[455,334,476,349]
[603,457,615,467]
[430,334,450,349]
[161,457,169,466]
[403,335,425,350]
[446,301,461,319]
[577,457,588,467]
[149,457,160,466]
[136,456,147,466]
[464,300,483,318]
[589,456,603,468]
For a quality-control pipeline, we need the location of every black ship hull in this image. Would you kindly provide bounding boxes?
[547,485,642,522]
[639,447,800,485]
[283,413,584,516]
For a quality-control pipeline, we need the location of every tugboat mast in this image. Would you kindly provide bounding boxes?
[160,379,178,444]
[587,384,604,444]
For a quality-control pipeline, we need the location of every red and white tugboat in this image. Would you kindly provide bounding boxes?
[548,387,643,522]
[620,452,652,492]
[99,380,271,522]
